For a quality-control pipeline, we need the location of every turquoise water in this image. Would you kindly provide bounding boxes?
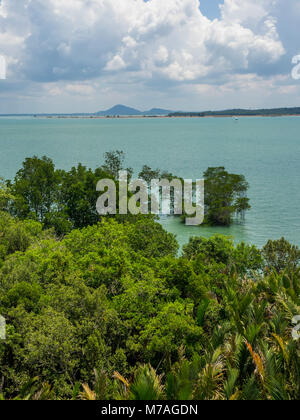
[1,116,300,248]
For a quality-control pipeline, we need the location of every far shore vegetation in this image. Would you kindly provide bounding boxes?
[2,106,300,118]
[168,107,300,118]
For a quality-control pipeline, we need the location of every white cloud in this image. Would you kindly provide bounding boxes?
[0,0,299,111]
[155,46,169,65]
[0,0,286,81]
[105,55,126,71]
[220,0,276,27]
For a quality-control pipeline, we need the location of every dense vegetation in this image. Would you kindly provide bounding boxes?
[169,107,300,117]
[0,155,299,400]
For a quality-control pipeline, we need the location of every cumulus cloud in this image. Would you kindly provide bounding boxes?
[0,0,286,81]
[0,0,299,111]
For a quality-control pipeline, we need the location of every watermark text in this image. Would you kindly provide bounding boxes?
[292,315,300,340]
[0,315,6,340]
[292,55,300,80]
[96,171,204,226]
[0,55,6,80]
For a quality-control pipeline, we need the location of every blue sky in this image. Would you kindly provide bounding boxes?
[0,0,300,113]
[199,0,223,20]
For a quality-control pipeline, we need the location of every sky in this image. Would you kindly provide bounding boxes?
[0,0,300,113]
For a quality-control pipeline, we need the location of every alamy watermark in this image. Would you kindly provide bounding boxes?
[0,315,6,340]
[291,55,300,80]
[292,316,300,341]
[0,55,6,80]
[96,171,204,226]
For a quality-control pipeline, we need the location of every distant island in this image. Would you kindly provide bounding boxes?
[1,105,300,118]
[94,104,172,116]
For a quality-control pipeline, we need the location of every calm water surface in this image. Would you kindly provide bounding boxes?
[1,116,300,248]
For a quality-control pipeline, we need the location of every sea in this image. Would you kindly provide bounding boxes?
[1,116,300,249]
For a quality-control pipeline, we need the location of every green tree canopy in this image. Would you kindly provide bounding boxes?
[262,237,300,273]
[10,156,60,221]
[204,167,250,226]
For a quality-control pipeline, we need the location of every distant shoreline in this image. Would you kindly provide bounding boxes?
[33,114,300,119]
[2,105,300,119]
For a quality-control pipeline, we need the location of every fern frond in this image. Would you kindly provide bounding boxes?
[81,384,96,400]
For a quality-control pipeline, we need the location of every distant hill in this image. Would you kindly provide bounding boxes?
[95,104,172,116]
[143,108,172,116]
[95,105,142,116]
